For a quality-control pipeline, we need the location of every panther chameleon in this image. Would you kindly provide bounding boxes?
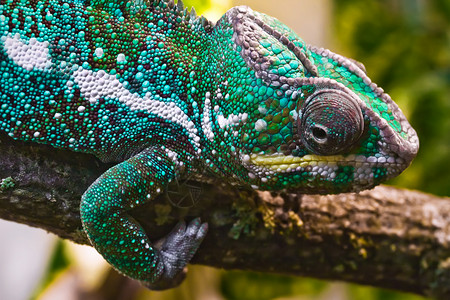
[0,0,419,289]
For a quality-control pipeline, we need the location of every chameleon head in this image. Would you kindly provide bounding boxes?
[241,75,419,193]
[227,6,419,193]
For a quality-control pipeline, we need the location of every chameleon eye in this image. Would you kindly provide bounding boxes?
[299,90,364,155]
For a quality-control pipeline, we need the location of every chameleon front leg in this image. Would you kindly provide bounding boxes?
[80,146,208,289]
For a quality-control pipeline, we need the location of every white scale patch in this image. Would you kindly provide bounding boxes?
[201,92,215,141]
[117,53,126,63]
[94,47,104,58]
[72,68,201,149]
[163,147,187,170]
[254,119,267,131]
[217,112,248,129]
[2,34,52,71]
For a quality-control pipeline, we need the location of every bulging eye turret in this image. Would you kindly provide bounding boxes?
[299,90,364,155]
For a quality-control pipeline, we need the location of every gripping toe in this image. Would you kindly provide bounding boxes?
[145,218,208,289]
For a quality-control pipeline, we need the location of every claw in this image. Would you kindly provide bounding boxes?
[186,217,202,234]
[197,223,208,239]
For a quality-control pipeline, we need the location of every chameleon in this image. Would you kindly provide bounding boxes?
[0,0,418,289]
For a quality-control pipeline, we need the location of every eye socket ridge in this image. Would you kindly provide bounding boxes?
[299,89,364,155]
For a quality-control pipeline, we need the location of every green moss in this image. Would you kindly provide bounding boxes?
[0,177,15,191]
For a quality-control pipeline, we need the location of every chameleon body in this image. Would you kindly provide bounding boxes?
[0,0,418,289]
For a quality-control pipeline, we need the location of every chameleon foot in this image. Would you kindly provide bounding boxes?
[143,218,208,290]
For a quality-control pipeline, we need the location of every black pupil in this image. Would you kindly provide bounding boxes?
[312,126,327,140]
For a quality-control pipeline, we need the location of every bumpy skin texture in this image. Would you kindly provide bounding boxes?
[0,0,418,289]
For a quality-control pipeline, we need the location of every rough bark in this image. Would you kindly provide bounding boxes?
[0,132,449,299]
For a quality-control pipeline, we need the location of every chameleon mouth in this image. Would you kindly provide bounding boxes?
[249,153,407,172]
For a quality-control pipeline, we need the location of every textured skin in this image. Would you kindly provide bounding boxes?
[0,0,418,289]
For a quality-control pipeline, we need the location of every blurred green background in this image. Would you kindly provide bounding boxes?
[32,0,450,299]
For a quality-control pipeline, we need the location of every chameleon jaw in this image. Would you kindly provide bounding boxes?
[248,153,407,178]
[250,153,405,168]
[242,153,409,193]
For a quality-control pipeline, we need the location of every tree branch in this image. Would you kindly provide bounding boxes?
[0,132,449,299]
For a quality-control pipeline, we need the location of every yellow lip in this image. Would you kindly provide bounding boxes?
[250,153,360,171]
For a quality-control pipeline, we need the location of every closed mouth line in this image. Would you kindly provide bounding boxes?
[250,154,404,169]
